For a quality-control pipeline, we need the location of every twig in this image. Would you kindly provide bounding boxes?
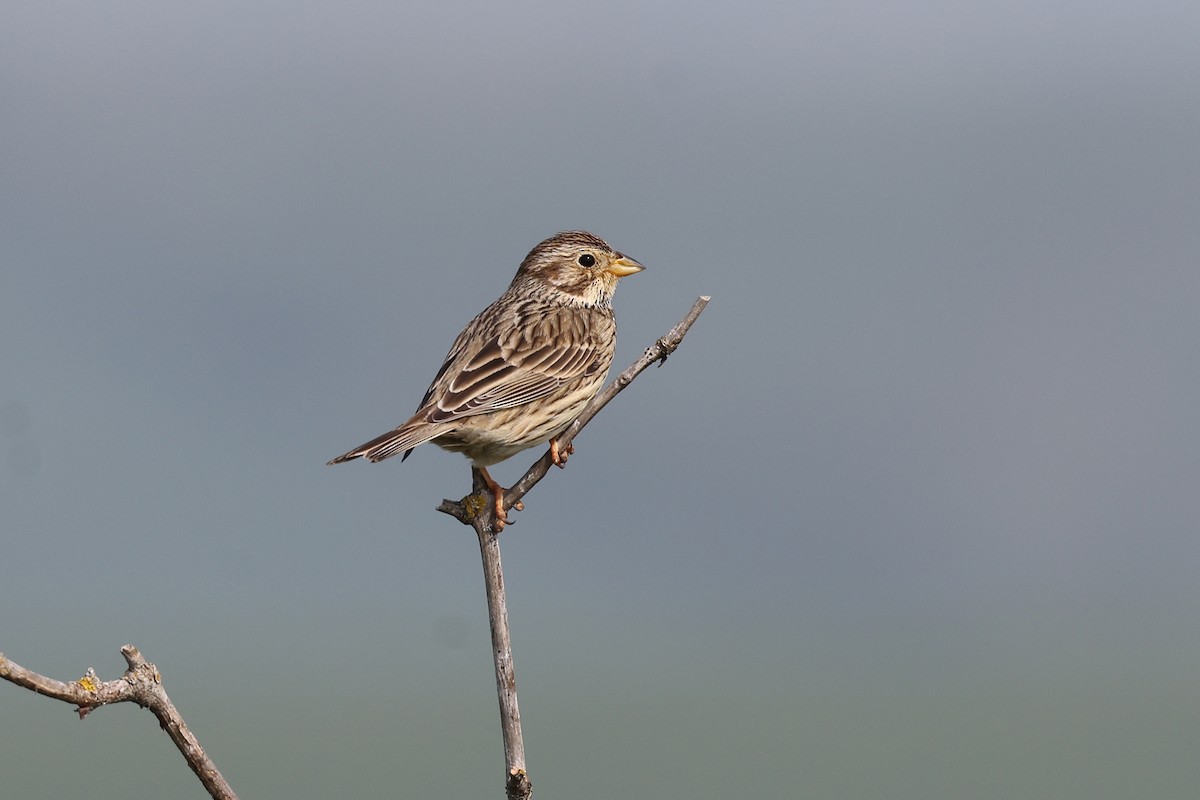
[438,295,711,526]
[0,646,237,800]
[437,295,710,799]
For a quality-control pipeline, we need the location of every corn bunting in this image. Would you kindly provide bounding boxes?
[328,230,644,529]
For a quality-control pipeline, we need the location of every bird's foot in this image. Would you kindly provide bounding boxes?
[478,467,518,531]
[550,437,574,469]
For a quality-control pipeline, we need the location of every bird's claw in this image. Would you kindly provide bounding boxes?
[550,437,574,468]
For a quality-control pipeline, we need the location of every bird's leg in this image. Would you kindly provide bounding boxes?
[478,466,511,530]
[550,437,574,468]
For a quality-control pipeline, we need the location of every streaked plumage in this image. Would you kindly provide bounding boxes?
[328,230,643,528]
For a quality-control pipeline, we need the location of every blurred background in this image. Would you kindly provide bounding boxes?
[3,1,1199,798]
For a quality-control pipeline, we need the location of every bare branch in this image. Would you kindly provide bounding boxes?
[435,295,710,799]
[1,646,237,800]
[475,515,529,800]
[2,296,708,800]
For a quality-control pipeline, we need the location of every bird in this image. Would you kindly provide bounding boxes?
[327,230,644,530]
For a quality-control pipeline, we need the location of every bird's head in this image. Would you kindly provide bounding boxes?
[514,230,644,307]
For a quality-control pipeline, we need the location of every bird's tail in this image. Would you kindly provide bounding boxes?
[326,423,441,465]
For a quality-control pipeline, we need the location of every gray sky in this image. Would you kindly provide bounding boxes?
[4,2,1200,798]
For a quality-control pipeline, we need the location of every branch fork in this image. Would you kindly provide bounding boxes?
[1,646,238,800]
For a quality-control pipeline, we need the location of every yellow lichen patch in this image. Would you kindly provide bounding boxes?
[78,675,99,693]
[464,493,489,519]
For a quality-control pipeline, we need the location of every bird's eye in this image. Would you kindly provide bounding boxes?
[577,253,596,267]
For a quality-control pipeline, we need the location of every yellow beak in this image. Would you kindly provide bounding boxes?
[606,255,645,278]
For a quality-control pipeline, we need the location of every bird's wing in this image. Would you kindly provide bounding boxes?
[421,307,610,424]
